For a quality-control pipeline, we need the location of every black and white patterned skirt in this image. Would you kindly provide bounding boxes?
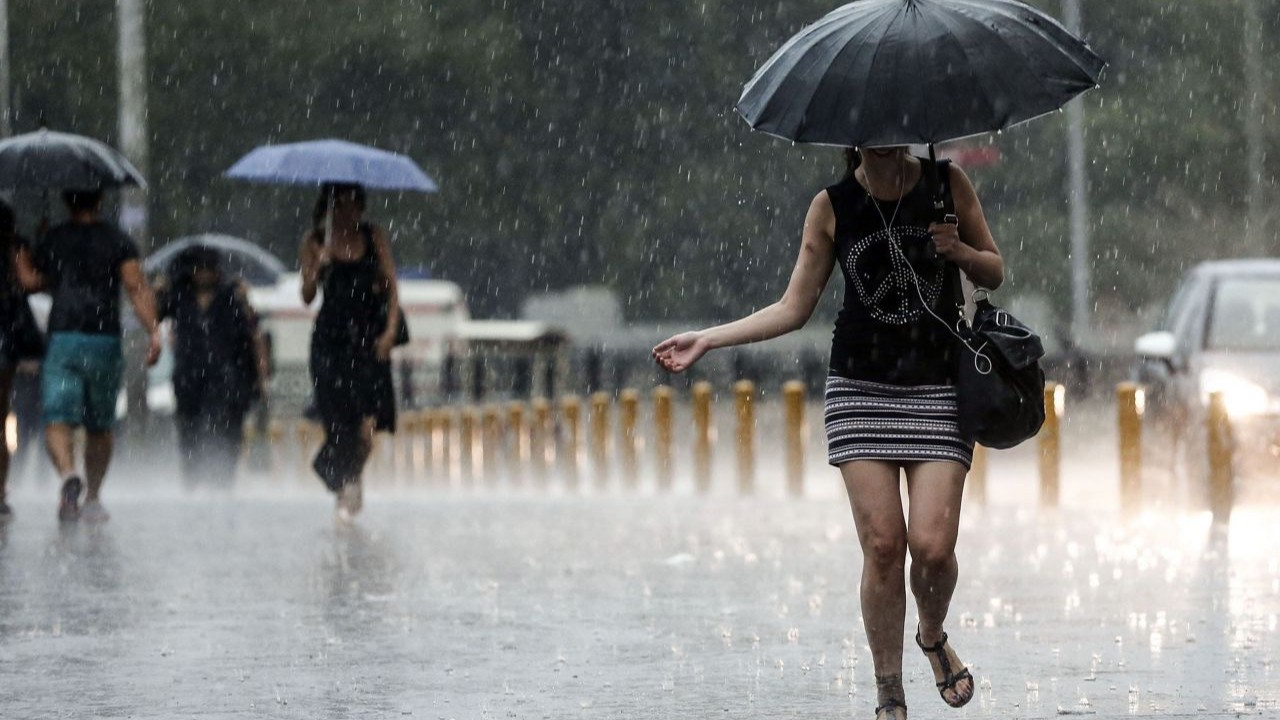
[824,376,974,469]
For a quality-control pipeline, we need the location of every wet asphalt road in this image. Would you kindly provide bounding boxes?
[0,473,1277,719]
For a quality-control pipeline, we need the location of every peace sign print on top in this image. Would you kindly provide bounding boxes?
[843,225,946,325]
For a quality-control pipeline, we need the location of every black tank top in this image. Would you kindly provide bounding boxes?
[826,158,961,385]
[313,223,384,348]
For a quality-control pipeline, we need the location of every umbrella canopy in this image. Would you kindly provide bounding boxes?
[736,0,1105,147]
[0,129,147,189]
[144,234,288,287]
[224,139,438,192]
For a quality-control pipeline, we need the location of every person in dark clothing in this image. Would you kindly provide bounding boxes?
[0,199,41,520]
[15,188,161,522]
[298,183,400,519]
[653,147,1005,720]
[157,246,265,487]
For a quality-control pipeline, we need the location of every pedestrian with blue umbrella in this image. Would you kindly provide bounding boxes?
[654,2,1104,718]
[225,139,436,519]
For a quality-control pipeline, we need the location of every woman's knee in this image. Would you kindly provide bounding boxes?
[907,533,956,570]
[860,527,908,571]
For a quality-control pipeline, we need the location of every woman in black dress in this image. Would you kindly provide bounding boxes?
[654,147,1004,720]
[0,200,39,519]
[158,246,264,487]
[299,183,400,519]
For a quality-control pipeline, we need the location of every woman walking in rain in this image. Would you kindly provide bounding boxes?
[653,147,1004,720]
[0,199,41,519]
[157,245,265,487]
[299,183,400,519]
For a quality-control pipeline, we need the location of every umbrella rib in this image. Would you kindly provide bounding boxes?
[945,0,1104,84]
[811,6,907,145]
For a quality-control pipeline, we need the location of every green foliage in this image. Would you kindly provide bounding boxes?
[6,0,1278,323]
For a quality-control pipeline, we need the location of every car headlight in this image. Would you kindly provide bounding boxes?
[1199,369,1269,418]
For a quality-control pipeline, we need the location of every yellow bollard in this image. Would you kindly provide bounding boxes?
[560,395,582,490]
[1039,382,1064,508]
[589,392,611,488]
[653,386,674,491]
[619,389,641,489]
[436,410,455,487]
[296,419,320,483]
[783,380,806,497]
[734,380,756,494]
[530,398,552,483]
[1207,391,1234,523]
[459,407,478,487]
[507,402,528,487]
[482,406,502,485]
[692,381,713,493]
[968,444,988,505]
[1116,383,1144,516]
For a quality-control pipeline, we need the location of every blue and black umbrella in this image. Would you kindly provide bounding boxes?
[736,0,1105,148]
[224,139,437,192]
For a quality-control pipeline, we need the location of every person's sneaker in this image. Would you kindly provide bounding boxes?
[58,476,83,522]
[80,499,110,523]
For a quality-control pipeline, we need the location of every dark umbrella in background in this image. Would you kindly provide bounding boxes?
[0,128,148,228]
[736,0,1105,153]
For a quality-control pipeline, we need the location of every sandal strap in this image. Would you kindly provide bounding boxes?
[917,628,974,697]
[936,666,973,691]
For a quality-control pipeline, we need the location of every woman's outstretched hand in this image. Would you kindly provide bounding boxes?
[652,331,710,374]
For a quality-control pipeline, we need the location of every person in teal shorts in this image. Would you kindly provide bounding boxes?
[16,189,160,522]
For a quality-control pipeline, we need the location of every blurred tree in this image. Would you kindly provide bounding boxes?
[5,0,1277,329]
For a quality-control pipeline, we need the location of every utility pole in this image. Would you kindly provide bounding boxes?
[0,0,12,137]
[118,0,152,438]
[1241,0,1268,253]
[117,0,149,247]
[1063,0,1091,349]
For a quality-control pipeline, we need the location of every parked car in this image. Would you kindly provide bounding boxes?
[1133,259,1280,480]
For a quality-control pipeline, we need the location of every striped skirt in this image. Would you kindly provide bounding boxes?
[824,376,974,469]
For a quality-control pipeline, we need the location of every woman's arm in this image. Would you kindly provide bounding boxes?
[299,231,326,305]
[13,244,44,293]
[372,226,400,361]
[652,191,837,374]
[929,162,1004,289]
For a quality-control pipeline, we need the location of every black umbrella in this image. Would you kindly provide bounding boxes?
[0,128,146,190]
[736,0,1105,148]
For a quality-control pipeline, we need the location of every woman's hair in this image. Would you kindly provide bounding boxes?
[0,198,19,262]
[62,188,104,214]
[843,148,862,179]
[311,183,367,233]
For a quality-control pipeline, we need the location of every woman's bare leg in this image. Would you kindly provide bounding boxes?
[0,369,12,513]
[904,460,973,705]
[841,460,909,716]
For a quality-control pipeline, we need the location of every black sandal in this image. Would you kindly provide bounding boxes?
[915,629,974,708]
[874,674,907,720]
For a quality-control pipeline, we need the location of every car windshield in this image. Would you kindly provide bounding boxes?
[1206,277,1280,351]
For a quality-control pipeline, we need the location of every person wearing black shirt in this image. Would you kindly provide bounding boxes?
[16,189,161,522]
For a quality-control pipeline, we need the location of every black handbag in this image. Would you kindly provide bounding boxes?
[363,224,409,348]
[926,157,1046,449]
[952,294,1047,448]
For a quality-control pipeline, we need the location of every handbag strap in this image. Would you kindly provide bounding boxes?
[931,158,967,320]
